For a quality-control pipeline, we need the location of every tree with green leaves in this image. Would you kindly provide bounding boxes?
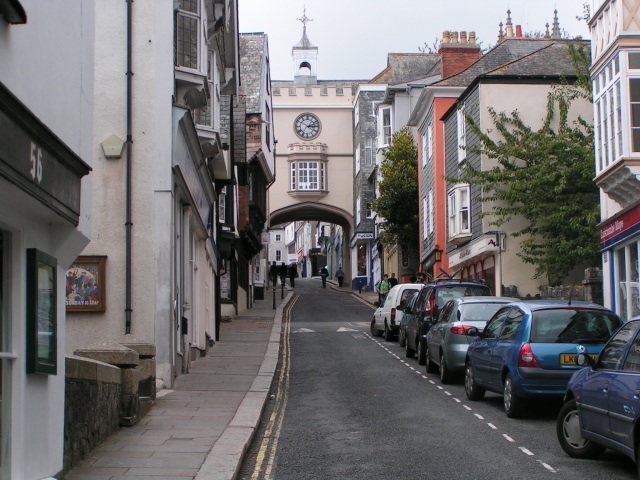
[456,43,598,283]
[372,126,419,256]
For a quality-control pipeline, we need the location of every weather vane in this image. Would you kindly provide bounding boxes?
[297,7,313,27]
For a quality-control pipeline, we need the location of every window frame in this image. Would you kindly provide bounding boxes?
[447,184,471,238]
[457,104,467,163]
[290,160,326,191]
[176,0,201,71]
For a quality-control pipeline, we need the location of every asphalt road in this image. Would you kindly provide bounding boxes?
[239,278,636,480]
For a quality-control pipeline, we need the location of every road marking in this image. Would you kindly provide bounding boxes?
[519,447,534,456]
[444,391,451,396]
[410,367,416,371]
[437,386,444,390]
[429,380,436,385]
[337,327,358,332]
[292,328,315,333]
[474,413,484,420]
[454,398,461,403]
[487,423,497,430]
[539,461,556,473]
[463,405,472,411]
[503,434,515,443]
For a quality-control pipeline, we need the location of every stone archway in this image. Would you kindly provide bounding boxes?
[269,202,354,284]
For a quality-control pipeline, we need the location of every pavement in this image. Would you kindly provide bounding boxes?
[64,278,376,480]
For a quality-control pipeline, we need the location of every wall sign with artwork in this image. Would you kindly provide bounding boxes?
[65,256,106,312]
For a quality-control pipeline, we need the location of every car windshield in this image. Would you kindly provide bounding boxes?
[435,286,491,308]
[530,308,623,344]
[457,303,508,322]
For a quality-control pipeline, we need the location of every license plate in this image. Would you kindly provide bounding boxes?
[560,353,598,365]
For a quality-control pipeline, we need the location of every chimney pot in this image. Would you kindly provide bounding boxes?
[442,30,450,43]
[460,31,467,44]
[515,25,522,37]
[452,31,459,43]
[469,31,476,44]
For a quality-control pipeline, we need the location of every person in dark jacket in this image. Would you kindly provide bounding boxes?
[288,263,297,287]
[279,262,287,287]
[320,265,329,288]
[389,273,399,288]
[269,261,279,287]
[335,267,345,287]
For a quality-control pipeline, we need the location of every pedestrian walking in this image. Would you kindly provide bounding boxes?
[375,274,391,304]
[269,261,279,287]
[288,263,297,287]
[388,273,398,288]
[279,262,287,287]
[320,265,329,288]
[335,266,345,287]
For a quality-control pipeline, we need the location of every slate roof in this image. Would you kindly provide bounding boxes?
[370,53,441,85]
[240,33,267,114]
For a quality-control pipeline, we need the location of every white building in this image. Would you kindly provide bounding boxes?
[0,2,94,478]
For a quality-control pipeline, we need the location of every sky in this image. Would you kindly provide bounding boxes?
[238,0,591,81]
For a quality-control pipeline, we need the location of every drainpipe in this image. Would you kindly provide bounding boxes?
[125,0,133,334]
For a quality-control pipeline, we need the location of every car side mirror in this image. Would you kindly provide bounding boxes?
[576,345,595,367]
[404,307,412,315]
[466,326,480,337]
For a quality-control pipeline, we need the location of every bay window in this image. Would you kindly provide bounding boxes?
[448,185,470,239]
[176,0,200,70]
[290,161,325,191]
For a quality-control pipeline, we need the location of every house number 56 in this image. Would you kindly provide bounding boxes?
[30,142,43,183]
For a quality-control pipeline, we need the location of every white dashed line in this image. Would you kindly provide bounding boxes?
[519,447,534,456]
[487,423,497,430]
[503,434,515,443]
[444,391,451,396]
[428,380,436,385]
[539,461,556,473]
[453,398,461,403]
[463,405,472,411]
[437,386,444,390]
[474,413,484,420]
[422,375,428,379]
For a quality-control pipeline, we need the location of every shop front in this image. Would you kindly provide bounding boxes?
[600,203,640,320]
[448,235,501,295]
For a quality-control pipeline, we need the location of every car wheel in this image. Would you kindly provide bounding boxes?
[417,337,426,365]
[384,321,394,341]
[405,336,415,358]
[464,363,485,401]
[503,374,525,418]
[399,329,406,348]
[440,352,453,384]
[370,319,380,337]
[556,399,605,459]
[425,343,438,373]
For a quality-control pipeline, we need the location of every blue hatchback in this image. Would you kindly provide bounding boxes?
[557,317,640,472]
[464,300,623,418]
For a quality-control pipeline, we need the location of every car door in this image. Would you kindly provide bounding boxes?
[397,288,419,325]
[490,307,525,386]
[429,300,455,362]
[406,288,427,350]
[579,322,637,438]
[471,308,510,387]
[603,323,640,449]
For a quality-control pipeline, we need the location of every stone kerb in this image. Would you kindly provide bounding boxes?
[75,341,141,426]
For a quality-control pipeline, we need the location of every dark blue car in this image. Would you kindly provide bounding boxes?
[464,300,622,418]
[557,317,640,474]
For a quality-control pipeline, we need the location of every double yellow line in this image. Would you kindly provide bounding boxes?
[250,293,299,480]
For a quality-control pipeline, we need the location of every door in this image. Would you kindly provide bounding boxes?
[605,324,640,449]
[429,300,455,363]
[407,288,427,351]
[580,322,636,438]
[472,308,510,387]
[490,308,525,386]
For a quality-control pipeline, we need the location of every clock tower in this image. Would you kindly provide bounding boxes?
[292,9,318,86]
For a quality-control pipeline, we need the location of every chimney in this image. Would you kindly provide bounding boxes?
[515,25,522,37]
[439,29,482,79]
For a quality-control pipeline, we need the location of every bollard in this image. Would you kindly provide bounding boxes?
[273,280,276,309]
[281,280,284,299]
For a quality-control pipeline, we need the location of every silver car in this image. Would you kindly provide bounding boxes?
[425,296,518,383]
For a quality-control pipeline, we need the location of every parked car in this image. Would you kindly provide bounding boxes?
[371,283,421,340]
[556,317,640,471]
[399,291,420,348]
[464,300,623,418]
[425,296,519,383]
[404,279,492,365]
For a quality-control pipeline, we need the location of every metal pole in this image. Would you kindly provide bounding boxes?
[272,276,276,309]
[281,279,284,299]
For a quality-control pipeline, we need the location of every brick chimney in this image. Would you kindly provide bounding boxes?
[438,30,482,80]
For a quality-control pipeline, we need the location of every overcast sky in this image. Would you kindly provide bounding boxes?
[239,0,591,81]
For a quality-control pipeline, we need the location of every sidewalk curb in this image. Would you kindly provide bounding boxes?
[194,292,295,480]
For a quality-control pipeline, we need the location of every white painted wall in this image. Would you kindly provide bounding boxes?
[0,1,95,477]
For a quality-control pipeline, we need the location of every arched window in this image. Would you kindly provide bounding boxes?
[298,61,312,76]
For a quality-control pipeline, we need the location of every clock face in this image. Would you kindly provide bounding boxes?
[294,113,321,140]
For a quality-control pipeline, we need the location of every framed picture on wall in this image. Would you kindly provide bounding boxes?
[65,256,106,312]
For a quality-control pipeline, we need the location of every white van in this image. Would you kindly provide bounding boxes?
[371,283,422,341]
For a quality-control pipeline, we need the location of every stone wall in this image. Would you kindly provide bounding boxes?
[64,355,122,474]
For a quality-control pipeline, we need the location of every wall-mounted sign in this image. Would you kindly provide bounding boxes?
[349,232,374,248]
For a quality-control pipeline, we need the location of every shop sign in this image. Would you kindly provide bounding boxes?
[600,204,640,250]
[448,237,500,268]
[349,232,374,248]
